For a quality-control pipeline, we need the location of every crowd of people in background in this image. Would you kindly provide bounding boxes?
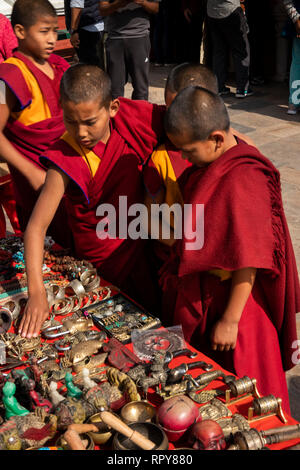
[61,0,300,112]
[1,1,300,112]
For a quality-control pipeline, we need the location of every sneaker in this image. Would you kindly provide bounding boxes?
[235,88,254,98]
[287,104,298,115]
[250,76,265,86]
[218,86,231,96]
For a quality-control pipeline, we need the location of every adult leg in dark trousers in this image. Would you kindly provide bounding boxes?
[124,36,151,100]
[106,36,150,100]
[105,38,127,99]
[77,29,103,67]
[208,7,250,93]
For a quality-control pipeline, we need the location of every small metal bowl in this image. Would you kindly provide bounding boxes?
[113,422,168,450]
[120,401,156,424]
[86,412,118,445]
[55,432,94,450]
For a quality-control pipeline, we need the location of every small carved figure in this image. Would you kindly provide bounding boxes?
[49,381,65,406]
[65,372,83,399]
[2,381,30,419]
[82,368,97,390]
[188,420,227,450]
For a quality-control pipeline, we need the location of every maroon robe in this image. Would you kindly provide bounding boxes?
[159,141,300,413]
[0,52,71,247]
[41,98,165,313]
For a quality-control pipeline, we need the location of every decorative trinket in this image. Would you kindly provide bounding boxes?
[65,372,83,399]
[247,394,287,424]
[2,381,30,419]
[157,395,200,443]
[88,293,161,345]
[188,420,227,450]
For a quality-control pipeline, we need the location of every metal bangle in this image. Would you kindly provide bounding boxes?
[80,269,100,291]
[0,307,13,333]
[51,298,74,316]
[65,279,86,297]
[2,299,21,321]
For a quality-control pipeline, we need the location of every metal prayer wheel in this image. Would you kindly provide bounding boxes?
[253,395,279,415]
[248,394,287,423]
[233,429,266,450]
[228,376,260,398]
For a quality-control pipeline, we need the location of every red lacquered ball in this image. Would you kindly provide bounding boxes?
[157,395,201,442]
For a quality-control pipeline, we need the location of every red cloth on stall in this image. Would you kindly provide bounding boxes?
[0,52,71,247]
[40,98,166,312]
[159,140,300,414]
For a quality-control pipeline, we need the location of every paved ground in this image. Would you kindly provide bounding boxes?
[126,66,300,423]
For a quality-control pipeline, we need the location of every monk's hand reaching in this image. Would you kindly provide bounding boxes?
[18,291,49,339]
[210,318,239,352]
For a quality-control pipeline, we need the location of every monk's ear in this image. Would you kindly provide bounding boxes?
[109,99,120,118]
[14,24,26,40]
[210,131,225,149]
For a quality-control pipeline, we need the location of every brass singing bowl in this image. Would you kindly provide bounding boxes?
[86,412,118,445]
[113,422,169,451]
[55,432,94,450]
[120,401,156,424]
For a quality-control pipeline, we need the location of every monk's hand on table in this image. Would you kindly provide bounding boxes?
[210,318,238,352]
[18,292,49,339]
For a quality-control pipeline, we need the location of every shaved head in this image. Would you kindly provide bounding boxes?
[11,0,56,29]
[60,64,112,109]
[166,63,218,96]
[165,86,230,142]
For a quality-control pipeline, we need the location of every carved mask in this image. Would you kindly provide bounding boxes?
[188,420,226,450]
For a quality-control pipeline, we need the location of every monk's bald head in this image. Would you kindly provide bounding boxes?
[11,0,56,29]
[60,64,112,109]
[165,63,218,107]
[165,86,230,143]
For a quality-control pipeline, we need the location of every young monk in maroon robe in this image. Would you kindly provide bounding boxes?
[0,0,71,247]
[19,63,165,339]
[143,63,255,269]
[160,85,300,413]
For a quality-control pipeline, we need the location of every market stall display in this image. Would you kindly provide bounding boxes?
[0,235,299,452]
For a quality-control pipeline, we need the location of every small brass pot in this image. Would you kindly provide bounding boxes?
[56,432,94,450]
[87,412,118,445]
[120,401,156,424]
[113,422,169,451]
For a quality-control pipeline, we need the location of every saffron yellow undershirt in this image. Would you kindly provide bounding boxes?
[151,144,231,281]
[5,57,51,125]
[61,132,101,177]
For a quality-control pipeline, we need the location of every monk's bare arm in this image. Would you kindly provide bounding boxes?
[19,167,70,338]
[210,267,257,351]
[0,86,46,191]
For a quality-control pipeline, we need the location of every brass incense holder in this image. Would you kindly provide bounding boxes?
[113,422,169,450]
[120,401,156,424]
[247,394,287,424]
